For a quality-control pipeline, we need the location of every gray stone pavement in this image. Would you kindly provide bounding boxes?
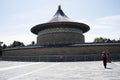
[0,61,120,80]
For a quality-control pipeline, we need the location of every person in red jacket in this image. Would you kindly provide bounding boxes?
[101,51,110,68]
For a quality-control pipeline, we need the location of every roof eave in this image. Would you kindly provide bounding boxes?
[31,22,90,34]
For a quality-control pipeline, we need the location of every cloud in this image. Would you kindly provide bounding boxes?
[1,33,36,45]
[93,15,120,28]
[0,7,54,45]
[85,15,120,42]
[96,15,120,25]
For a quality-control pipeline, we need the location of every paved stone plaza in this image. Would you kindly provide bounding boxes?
[0,61,120,80]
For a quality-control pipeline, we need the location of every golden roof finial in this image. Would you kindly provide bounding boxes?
[58,5,61,10]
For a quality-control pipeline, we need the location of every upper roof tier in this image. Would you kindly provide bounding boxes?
[31,5,90,34]
[48,5,72,22]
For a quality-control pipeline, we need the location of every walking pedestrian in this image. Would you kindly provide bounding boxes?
[101,51,110,68]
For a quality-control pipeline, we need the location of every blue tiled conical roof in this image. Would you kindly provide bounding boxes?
[49,5,72,22]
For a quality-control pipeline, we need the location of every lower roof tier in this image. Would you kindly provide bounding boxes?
[31,22,90,35]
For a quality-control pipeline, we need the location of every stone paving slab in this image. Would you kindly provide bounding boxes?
[0,61,120,80]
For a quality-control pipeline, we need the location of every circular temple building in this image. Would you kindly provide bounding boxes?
[2,6,120,62]
[31,5,90,46]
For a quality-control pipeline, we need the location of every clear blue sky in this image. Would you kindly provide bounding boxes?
[0,0,120,45]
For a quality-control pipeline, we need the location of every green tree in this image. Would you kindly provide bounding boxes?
[93,37,113,43]
[93,37,120,43]
[2,44,7,49]
[111,38,120,43]
[117,39,120,42]
[94,37,106,42]
[9,41,25,47]
[31,41,35,45]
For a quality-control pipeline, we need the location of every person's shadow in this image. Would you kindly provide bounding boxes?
[106,67,112,69]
